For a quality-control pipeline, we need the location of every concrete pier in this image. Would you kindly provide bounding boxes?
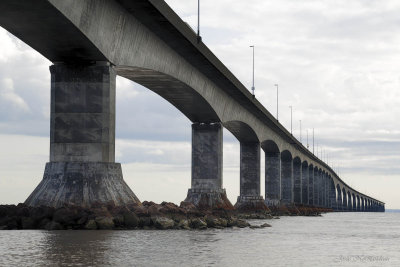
[235,142,267,211]
[301,162,309,205]
[281,151,293,205]
[265,151,281,206]
[313,168,319,206]
[25,64,140,208]
[184,123,233,209]
[308,165,314,205]
[293,158,302,204]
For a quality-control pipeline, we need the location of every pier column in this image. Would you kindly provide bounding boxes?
[184,122,233,209]
[308,165,314,205]
[342,189,347,211]
[313,168,319,206]
[25,63,140,208]
[281,151,293,205]
[337,185,342,211]
[265,151,281,206]
[318,170,323,206]
[293,158,302,204]
[301,162,309,205]
[352,194,356,211]
[235,142,267,211]
[329,177,337,210]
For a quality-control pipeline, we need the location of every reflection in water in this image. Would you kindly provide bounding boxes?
[1,213,400,266]
[44,231,114,266]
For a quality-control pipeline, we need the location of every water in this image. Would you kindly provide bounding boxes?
[1,212,399,266]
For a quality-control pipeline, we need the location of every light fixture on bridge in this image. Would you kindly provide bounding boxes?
[289,105,293,134]
[275,84,279,120]
[197,0,202,43]
[250,45,255,96]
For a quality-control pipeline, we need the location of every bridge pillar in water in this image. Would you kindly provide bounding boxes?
[329,178,337,210]
[265,151,281,206]
[235,142,267,211]
[313,168,319,206]
[293,158,302,204]
[308,165,314,206]
[336,185,342,211]
[184,122,233,209]
[25,63,140,208]
[281,151,293,205]
[301,162,309,205]
[352,194,356,212]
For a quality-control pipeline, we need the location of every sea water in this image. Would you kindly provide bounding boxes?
[0,212,399,266]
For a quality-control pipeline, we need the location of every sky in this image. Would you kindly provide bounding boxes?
[0,0,399,208]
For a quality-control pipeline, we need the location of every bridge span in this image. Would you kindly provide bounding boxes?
[0,0,384,212]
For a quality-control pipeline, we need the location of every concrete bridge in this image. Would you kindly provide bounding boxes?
[0,0,384,212]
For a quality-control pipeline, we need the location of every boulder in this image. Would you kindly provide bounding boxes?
[85,219,97,230]
[260,223,271,228]
[190,218,207,229]
[153,217,175,230]
[236,219,250,228]
[21,217,35,229]
[95,217,114,230]
[45,221,63,230]
[177,219,190,230]
[123,212,139,228]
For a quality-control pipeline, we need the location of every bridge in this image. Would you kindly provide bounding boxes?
[0,0,384,212]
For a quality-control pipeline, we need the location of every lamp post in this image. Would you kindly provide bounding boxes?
[299,120,302,143]
[289,106,292,134]
[197,0,201,43]
[250,45,255,96]
[312,128,315,154]
[275,84,279,120]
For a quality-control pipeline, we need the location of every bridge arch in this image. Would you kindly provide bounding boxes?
[262,140,281,205]
[223,121,259,143]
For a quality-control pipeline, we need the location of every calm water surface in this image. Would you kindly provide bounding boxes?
[1,212,399,266]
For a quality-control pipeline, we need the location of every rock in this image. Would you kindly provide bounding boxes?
[85,219,97,230]
[112,215,124,227]
[205,215,228,228]
[236,219,250,228]
[260,223,271,228]
[123,212,139,228]
[139,217,152,228]
[190,218,207,229]
[21,217,35,229]
[53,208,77,225]
[45,221,63,230]
[95,217,114,230]
[38,218,51,229]
[178,219,190,230]
[153,217,175,230]
[76,215,88,225]
[249,225,261,229]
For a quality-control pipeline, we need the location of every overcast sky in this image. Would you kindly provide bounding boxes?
[0,0,399,208]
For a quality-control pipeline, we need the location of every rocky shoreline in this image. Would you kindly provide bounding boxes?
[0,202,332,230]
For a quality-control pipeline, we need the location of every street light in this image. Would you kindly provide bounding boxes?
[250,45,255,96]
[289,105,292,134]
[275,84,279,120]
[197,0,201,43]
[299,120,302,143]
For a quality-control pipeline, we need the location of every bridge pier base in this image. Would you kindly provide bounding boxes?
[234,142,268,211]
[184,123,233,209]
[25,63,140,208]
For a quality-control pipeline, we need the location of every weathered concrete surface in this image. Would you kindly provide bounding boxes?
[50,64,115,162]
[308,165,314,205]
[234,142,268,211]
[293,158,302,204]
[25,162,140,208]
[25,64,139,208]
[281,151,293,205]
[239,142,260,197]
[301,162,309,205]
[265,152,280,206]
[185,123,232,209]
